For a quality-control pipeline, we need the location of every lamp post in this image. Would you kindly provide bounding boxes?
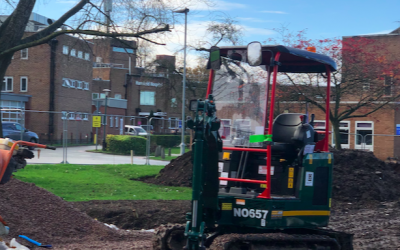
[174,8,189,155]
[102,89,111,150]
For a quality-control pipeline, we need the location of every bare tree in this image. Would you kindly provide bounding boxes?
[267,27,400,149]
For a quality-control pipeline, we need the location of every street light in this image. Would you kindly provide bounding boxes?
[173,8,189,155]
[102,88,111,150]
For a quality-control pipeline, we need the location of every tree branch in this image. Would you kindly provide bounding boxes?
[19,0,90,45]
[0,25,170,56]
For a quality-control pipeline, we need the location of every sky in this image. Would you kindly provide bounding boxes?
[29,0,400,66]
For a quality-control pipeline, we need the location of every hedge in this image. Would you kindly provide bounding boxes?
[150,135,190,148]
[106,135,146,155]
[106,135,191,155]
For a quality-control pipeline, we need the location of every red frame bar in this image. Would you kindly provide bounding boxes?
[223,147,268,153]
[206,69,215,97]
[219,177,268,184]
[324,66,331,152]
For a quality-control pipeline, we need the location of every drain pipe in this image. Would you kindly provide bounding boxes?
[49,39,58,143]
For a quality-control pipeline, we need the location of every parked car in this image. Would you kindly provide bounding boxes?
[2,122,39,144]
[124,125,148,136]
[140,125,154,134]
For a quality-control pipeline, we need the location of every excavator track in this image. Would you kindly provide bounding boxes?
[208,233,341,250]
[153,223,186,250]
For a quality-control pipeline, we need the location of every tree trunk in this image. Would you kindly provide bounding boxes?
[331,120,342,150]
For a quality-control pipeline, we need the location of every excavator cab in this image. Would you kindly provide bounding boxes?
[154,43,353,250]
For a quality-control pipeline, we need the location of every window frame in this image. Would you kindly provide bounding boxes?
[355,121,374,151]
[92,93,99,99]
[140,91,156,106]
[384,76,393,97]
[71,49,76,57]
[83,113,89,121]
[114,94,122,99]
[110,116,113,127]
[84,53,90,60]
[76,81,83,89]
[2,77,13,92]
[21,48,28,59]
[77,51,83,59]
[69,112,75,120]
[20,76,28,92]
[331,121,350,149]
[63,45,69,55]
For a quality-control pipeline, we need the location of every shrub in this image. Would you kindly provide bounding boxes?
[106,135,146,155]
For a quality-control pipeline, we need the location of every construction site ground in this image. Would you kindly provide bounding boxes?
[2,149,400,249]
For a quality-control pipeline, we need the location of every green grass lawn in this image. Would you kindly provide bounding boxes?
[14,164,191,202]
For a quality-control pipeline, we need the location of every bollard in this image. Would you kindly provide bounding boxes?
[168,148,171,156]
[161,147,165,159]
[155,145,161,157]
[131,150,134,165]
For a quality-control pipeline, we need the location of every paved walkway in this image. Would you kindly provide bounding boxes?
[26,145,169,165]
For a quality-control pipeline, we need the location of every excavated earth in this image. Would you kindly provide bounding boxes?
[2,150,400,249]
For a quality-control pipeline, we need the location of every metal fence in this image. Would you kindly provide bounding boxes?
[1,109,188,164]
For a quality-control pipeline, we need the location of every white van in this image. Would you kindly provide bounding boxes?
[124,125,148,136]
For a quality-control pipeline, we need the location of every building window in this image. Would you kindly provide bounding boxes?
[114,94,122,99]
[92,93,99,99]
[355,121,374,151]
[21,48,28,59]
[96,57,102,63]
[363,82,370,91]
[332,121,350,149]
[77,81,83,89]
[100,93,106,98]
[384,76,393,96]
[115,117,119,128]
[71,49,76,57]
[2,77,13,92]
[75,112,82,121]
[1,100,24,123]
[84,53,90,60]
[61,111,67,120]
[20,77,28,92]
[169,117,178,128]
[78,51,83,58]
[83,113,88,121]
[140,91,155,105]
[69,112,75,120]
[171,98,177,108]
[83,82,89,90]
[110,116,113,127]
[63,45,69,55]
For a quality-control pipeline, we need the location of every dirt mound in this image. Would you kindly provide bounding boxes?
[145,151,193,187]
[149,149,400,204]
[0,179,146,247]
[332,149,400,203]
[73,200,190,230]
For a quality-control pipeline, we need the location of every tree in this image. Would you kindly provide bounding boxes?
[267,27,400,149]
[0,0,216,137]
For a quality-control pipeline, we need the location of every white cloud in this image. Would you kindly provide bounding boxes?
[243,26,275,36]
[260,10,288,14]
[360,30,392,35]
[168,0,247,11]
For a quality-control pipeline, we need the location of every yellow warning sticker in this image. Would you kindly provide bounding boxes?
[288,178,294,188]
[309,154,313,164]
[222,203,232,210]
[223,152,231,160]
[329,198,332,208]
[236,199,246,205]
[260,184,267,188]
[289,168,294,178]
[328,154,332,164]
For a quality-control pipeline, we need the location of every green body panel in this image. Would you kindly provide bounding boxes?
[217,152,333,230]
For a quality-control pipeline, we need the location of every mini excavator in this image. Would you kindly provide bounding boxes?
[153,43,353,250]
